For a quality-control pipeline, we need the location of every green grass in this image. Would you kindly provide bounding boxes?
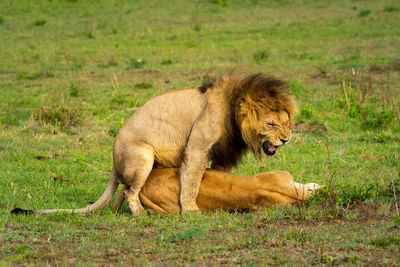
[1,0,400,265]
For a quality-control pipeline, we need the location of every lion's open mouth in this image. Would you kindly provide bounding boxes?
[262,141,278,156]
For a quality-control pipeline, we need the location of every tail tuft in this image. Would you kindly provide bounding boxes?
[11,208,34,215]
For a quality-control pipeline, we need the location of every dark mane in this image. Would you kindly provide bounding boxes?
[229,74,292,111]
[207,74,297,167]
[209,117,247,168]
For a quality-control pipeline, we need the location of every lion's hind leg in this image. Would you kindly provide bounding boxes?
[116,143,154,216]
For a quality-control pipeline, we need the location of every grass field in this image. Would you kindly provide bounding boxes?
[1,0,400,265]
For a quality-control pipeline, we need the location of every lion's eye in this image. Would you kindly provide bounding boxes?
[267,123,276,127]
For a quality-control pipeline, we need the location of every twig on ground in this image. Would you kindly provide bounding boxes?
[111,74,120,92]
[391,173,399,216]
[325,142,335,198]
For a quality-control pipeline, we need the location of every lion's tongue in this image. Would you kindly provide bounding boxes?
[267,142,277,152]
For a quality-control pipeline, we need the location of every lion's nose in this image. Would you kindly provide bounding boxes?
[280,139,288,144]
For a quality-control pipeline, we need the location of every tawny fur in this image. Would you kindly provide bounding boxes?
[112,168,325,214]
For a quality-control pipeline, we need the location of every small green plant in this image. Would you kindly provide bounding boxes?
[87,32,95,39]
[17,71,41,80]
[300,103,312,119]
[348,254,360,263]
[35,101,82,131]
[371,234,400,247]
[110,94,128,105]
[17,68,54,80]
[42,68,55,78]
[127,58,146,68]
[192,22,201,32]
[358,9,371,17]
[191,15,201,32]
[253,49,269,64]
[69,83,79,97]
[335,184,377,205]
[0,111,29,126]
[339,69,398,128]
[109,92,137,109]
[307,180,371,207]
[309,181,394,207]
[33,19,46,26]
[160,58,172,65]
[210,0,227,6]
[108,120,124,137]
[283,227,308,243]
[320,253,335,264]
[134,82,152,89]
[156,225,210,243]
[393,216,400,226]
[108,126,119,137]
[0,16,4,25]
[174,226,209,242]
[383,5,399,12]
[185,40,197,48]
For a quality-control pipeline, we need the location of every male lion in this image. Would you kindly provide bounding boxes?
[13,74,297,215]
[114,168,325,214]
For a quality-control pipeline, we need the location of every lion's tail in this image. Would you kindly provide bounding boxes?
[11,166,119,215]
